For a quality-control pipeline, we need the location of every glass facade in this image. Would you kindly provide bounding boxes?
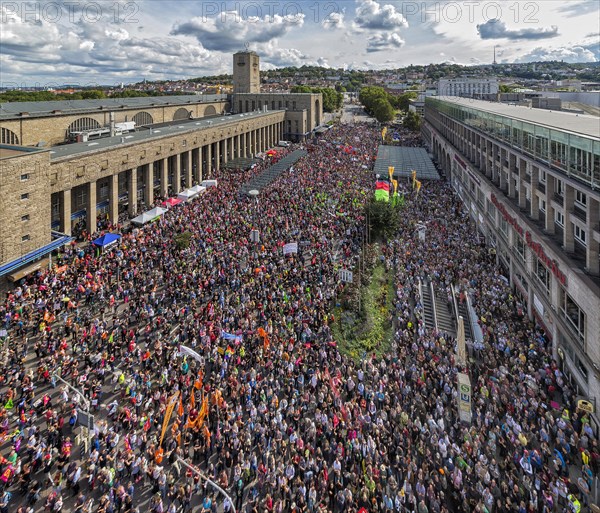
[425,98,600,189]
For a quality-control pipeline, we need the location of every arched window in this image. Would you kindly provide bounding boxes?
[1,127,19,145]
[173,108,191,121]
[68,117,101,134]
[132,111,153,126]
[204,105,217,116]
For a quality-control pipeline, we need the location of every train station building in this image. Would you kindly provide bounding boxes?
[0,51,322,284]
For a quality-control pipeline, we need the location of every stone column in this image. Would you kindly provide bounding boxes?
[237,134,242,158]
[587,197,599,275]
[517,158,526,208]
[192,148,200,184]
[245,132,249,157]
[174,154,181,193]
[223,138,228,164]
[545,175,555,234]
[128,168,137,216]
[160,158,168,197]
[109,174,119,224]
[563,185,574,252]
[87,180,97,234]
[529,163,539,221]
[207,144,212,177]
[215,141,221,171]
[143,164,154,206]
[185,150,193,188]
[61,188,72,235]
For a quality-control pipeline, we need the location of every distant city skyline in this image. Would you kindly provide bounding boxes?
[1,0,599,86]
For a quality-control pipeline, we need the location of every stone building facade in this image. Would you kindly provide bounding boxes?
[0,110,285,279]
[0,96,230,147]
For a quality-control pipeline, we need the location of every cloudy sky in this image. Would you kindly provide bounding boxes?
[1,0,599,86]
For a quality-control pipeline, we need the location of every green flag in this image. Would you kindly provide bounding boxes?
[4,398,14,409]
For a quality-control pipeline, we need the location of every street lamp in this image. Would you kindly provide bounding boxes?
[52,372,94,453]
[177,457,236,513]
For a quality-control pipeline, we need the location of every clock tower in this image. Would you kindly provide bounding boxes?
[233,50,260,94]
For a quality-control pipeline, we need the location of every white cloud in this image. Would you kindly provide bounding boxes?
[171,12,304,52]
[322,10,345,30]
[514,45,597,63]
[353,0,408,31]
[366,32,404,53]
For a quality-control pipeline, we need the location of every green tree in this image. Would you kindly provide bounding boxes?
[359,86,388,115]
[397,91,418,112]
[81,90,106,99]
[290,85,312,93]
[366,198,403,242]
[371,98,395,123]
[174,231,192,250]
[403,111,422,132]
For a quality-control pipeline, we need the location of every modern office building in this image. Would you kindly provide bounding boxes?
[422,96,600,417]
[437,77,499,99]
[0,51,322,284]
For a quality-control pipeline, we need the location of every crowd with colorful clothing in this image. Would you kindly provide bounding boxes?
[0,122,597,513]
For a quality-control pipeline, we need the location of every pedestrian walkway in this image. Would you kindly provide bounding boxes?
[239,149,307,195]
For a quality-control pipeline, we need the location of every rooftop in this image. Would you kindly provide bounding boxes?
[48,111,280,160]
[0,94,227,120]
[0,144,45,160]
[374,146,440,180]
[432,96,600,140]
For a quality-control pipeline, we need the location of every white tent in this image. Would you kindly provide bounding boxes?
[177,188,199,202]
[201,179,218,188]
[131,206,167,226]
[189,185,207,195]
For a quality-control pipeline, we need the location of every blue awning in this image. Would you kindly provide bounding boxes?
[0,235,73,277]
[71,209,86,220]
[92,233,121,247]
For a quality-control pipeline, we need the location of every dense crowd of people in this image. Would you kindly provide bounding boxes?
[0,122,597,513]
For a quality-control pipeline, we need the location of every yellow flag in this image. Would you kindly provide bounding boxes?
[388,166,394,182]
[392,179,398,193]
[159,392,179,447]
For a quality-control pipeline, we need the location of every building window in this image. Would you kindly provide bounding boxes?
[515,236,526,261]
[486,199,495,219]
[560,289,585,344]
[555,210,564,227]
[499,216,508,237]
[20,173,29,181]
[76,188,87,206]
[21,235,30,242]
[99,183,109,199]
[539,199,546,213]
[21,214,30,222]
[575,190,587,208]
[574,225,587,246]
[554,177,563,196]
[21,193,29,200]
[535,258,550,294]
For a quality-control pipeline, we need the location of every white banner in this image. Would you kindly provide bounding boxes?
[283,242,298,255]
[177,345,203,362]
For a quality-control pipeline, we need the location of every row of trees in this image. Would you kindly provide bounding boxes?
[0,89,188,103]
[290,86,343,112]
[359,86,419,123]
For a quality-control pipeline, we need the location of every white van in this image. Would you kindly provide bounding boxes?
[277,140,291,147]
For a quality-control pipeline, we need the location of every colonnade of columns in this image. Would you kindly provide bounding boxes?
[58,122,285,234]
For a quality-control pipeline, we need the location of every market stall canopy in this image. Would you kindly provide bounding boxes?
[163,197,183,207]
[201,179,218,188]
[131,206,167,226]
[189,185,207,195]
[92,233,121,249]
[177,188,199,202]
